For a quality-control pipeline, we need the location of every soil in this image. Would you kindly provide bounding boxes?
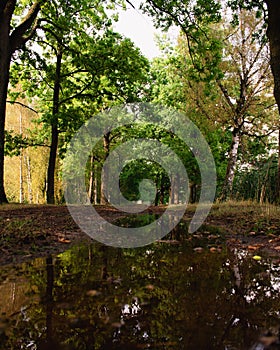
[1,204,280,266]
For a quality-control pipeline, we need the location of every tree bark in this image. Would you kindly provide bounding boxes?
[100,133,110,205]
[46,47,62,204]
[94,163,99,204]
[265,1,280,202]
[0,11,11,203]
[220,129,241,201]
[25,155,33,203]
[169,174,179,205]
[88,154,95,203]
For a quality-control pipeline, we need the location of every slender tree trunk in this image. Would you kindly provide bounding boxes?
[94,163,99,204]
[19,110,24,203]
[220,130,241,201]
[169,174,179,204]
[189,182,197,204]
[159,184,165,204]
[173,174,179,204]
[265,1,280,202]
[88,154,94,203]
[100,133,110,205]
[25,155,33,203]
[19,151,24,203]
[46,48,62,204]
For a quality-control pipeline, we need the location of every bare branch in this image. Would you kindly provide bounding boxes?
[126,1,135,9]
[6,100,38,114]
[217,80,236,114]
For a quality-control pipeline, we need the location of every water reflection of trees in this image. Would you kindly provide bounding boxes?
[1,243,280,349]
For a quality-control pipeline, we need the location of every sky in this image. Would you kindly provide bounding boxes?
[112,1,169,59]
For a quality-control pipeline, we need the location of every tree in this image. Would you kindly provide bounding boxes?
[148,9,276,201]
[183,11,275,200]
[11,0,149,204]
[30,0,115,204]
[0,1,41,203]
[140,0,280,200]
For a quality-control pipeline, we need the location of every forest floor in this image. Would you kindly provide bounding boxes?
[1,201,280,265]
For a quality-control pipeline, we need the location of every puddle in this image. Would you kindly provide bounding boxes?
[113,214,161,228]
[1,225,280,349]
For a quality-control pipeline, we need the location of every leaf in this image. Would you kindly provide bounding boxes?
[58,237,71,243]
[145,284,155,291]
[248,245,259,251]
[193,247,204,253]
[253,255,262,261]
[209,247,217,253]
[86,290,101,297]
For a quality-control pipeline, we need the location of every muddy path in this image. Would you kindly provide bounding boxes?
[0,204,280,265]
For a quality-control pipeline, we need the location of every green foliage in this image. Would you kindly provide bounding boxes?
[4,131,30,156]
[141,0,224,83]
[19,28,150,140]
[233,155,278,203]
[119,159,170,202]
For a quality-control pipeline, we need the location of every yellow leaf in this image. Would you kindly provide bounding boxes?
[253,255,262,261]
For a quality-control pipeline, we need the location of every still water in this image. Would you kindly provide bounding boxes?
[1,223,280,349]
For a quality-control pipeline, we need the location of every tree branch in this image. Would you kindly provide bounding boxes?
[10,1,41,52]
[126,0,135,9]
[217,80,236,113]
[6,100,38,114]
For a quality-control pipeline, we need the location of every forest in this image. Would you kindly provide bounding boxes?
[1,1,280,349]
[0,0,279,205]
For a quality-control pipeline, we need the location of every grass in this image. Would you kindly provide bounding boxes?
[210,200,280,219]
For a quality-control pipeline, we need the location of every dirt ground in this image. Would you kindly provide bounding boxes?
[1,203,280,265]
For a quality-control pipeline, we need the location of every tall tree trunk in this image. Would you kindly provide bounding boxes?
[94,162,99,204]
[265,1,280,202]
[88,154,94,203]
[100,133,110,205]
[0,21,11,204]
[19,109,24,203]
[0,1,41,204]
[46,48,62,204]
[19,150,24,203]
[169,174,179,205]
[25,155,33,203]
[189,182,197,204]
[220,130,241,201]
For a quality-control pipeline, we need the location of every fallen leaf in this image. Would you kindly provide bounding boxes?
[58,237,71,243]
[145,284,154,291]
[111,322,123,328]
[208,235,219,240]
[86,290,101,297]
[193,247,203,253]
[248,245,259,251]
[253,255,262,261]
